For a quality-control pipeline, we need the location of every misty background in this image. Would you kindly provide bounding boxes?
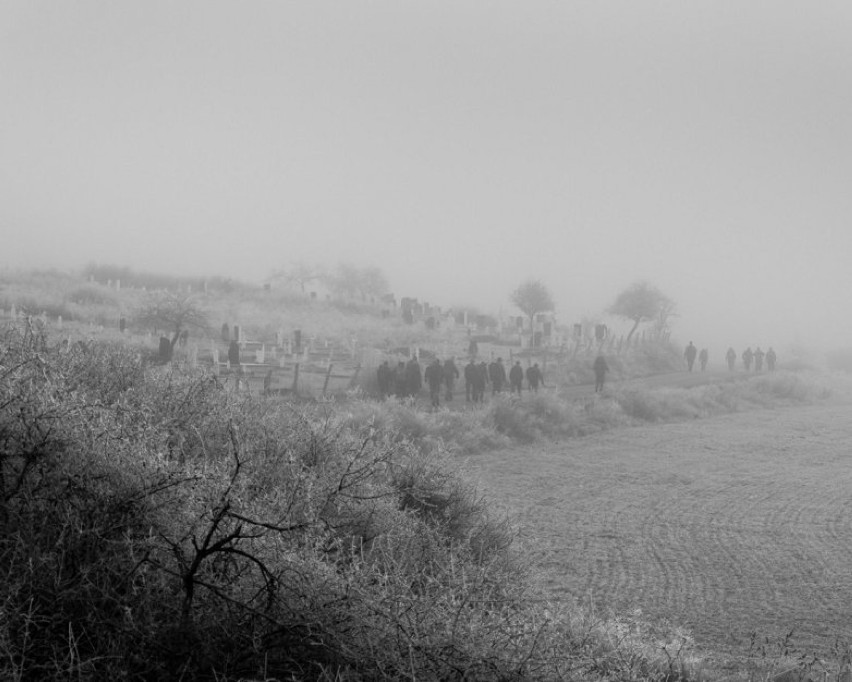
[3,2,851,355]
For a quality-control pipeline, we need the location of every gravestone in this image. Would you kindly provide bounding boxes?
[158,337,172,362]
[255,345,265,364]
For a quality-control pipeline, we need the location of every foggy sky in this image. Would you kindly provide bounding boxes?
[3,2,852,354]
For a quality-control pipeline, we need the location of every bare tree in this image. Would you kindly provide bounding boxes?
[136,291,210,351]
[326,263,389,300]
[607,281,675,342]
[270,262,325,294]
[510,280,555,328]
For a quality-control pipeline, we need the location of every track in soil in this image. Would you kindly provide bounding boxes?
[463,389,852,662]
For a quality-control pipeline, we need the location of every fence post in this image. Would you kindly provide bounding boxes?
[323,363,334,395]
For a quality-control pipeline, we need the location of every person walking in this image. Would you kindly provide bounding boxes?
[684,342,697,372]
[509,361,524,396]
[394,361,407,398]
[376,360,391,399]
[405,357,422,397]
[464,359,476,401]
[699,348,709,371]
[742,347,753,371]
[725,347,737,371]
[489,357,506,394]
[766,347,777,371]
[526,363,543,393]
[593,354,609,393]
[474,361,488,403]
[424,358,443,408]
[754,346,765,372]
[443,357,460,401]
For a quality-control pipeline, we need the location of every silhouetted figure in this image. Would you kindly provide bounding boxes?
[468,338,478,357]
[394,361,407,398]
[263,369,273,395]
[424,358,443,407]
[593,354,609,393]
[405,357,422,397]
[473,361,488,403]
[766,347,777,371]
[753,346,765,372]
[489,357,506,394]
[509,361,524,395]
[742,347,753,371]
[684,342,697,372]
[699,348,708,371]
[726,347,737,371]
[526,363,544,393]
[464,359,476,401]
[228,340,240,367]
[376,361,392,399]
[443,357,460,401]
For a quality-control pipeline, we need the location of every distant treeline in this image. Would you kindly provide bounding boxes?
[83,263,248,294]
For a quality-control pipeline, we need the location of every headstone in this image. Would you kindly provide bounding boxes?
[158,337,172,362]
[233,325,241,344]
[276,329,283,347]
[255,345,265,364]
[293,329,302,352]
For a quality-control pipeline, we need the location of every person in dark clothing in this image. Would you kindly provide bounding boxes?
[742,347,753,371]
[698,348,709,371]
[684,342,697,372]
[726,347,737,371]
[509,361,524,395]
[473,361,488,403]
[424,358,443,407]
[228,340,240,367]
[406,357,422,397]
[766,347,777,371]
[443,357,460,401]
[489,357,506,394]
[593,354,609,393]
[753,347,765,372]
[394,361,408,398]
[376,361,392,399]
[526,363,544,393]
[464,359,476,401]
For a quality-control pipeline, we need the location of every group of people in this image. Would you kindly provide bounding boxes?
[376,356,545,407]
[684,342,778,372]
[725,346,777,372]
[682,342,710,372]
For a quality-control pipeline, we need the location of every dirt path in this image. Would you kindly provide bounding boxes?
[463,393,852,661]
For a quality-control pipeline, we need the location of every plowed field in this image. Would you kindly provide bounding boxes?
[465,397,852,660]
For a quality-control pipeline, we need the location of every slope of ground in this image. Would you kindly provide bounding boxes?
[464,393,852,663]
